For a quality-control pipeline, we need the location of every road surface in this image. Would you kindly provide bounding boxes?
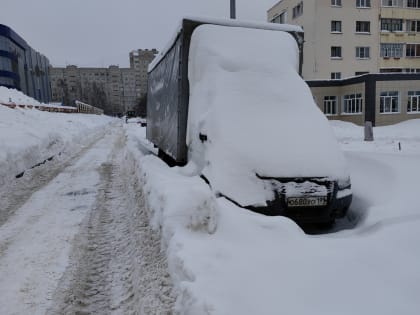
[0,124,175,315]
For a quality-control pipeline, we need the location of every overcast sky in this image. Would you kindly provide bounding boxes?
[1,0,277,67]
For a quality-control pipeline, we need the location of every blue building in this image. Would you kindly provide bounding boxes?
[0,24,51,103]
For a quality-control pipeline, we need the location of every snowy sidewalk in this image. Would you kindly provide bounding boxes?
[0,127,119,315]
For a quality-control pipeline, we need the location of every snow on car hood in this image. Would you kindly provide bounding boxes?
[187,25,349,207]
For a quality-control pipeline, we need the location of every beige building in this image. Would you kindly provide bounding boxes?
[308,73,420,126]
[129,49,158,99]
[50,49,158,115]
[268,0,420,80]
[268,0,420,126]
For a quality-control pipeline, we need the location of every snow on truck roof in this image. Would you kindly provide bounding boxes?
[148,17,303,72]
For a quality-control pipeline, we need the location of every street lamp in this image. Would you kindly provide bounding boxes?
[230,0,236,19]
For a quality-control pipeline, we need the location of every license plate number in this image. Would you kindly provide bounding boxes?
[287,196,327,207]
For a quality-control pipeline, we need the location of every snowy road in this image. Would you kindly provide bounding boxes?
[0,124,174,315]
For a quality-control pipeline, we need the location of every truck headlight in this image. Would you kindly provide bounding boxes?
[338,177,351,190]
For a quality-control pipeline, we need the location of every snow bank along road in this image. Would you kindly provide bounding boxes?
[0,123,175,314]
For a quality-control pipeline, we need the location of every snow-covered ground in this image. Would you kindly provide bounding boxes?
[0,104,114,186]
[125,119,420,315]
[1,99,420,314]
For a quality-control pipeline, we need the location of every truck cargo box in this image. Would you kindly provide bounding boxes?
[146,17,304,164]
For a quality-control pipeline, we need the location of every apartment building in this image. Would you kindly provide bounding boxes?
[268,0,420,126]
[50,66,123,115]
[129,49,158,99]
[50,49,158,115]
[268,0,420,79]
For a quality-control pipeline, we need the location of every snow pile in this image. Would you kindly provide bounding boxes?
[331,119,420,153]
[124,118,420,315]
[0,86,43,106]
[148,17,303,72]
[187,25,349,207]
[0,105,114,184]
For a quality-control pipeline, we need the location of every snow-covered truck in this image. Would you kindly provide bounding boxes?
[146,17,352,224]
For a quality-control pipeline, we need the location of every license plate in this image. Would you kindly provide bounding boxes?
[287,196,328,207]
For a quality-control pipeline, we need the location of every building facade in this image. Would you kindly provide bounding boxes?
[268,0,420,80]
[50,49,158,116]
[129,49,158,100]
[309,73,420,126]
[0,24,51,103]
[268,1,420,126]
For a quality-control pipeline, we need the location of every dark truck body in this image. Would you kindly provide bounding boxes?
[146,18,304,165]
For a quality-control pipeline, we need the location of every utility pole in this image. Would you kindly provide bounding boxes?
[230,0,236,19]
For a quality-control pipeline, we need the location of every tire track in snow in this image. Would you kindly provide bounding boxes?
[0,126,120,315]
[0,126,108,229]
[48,129,175,315]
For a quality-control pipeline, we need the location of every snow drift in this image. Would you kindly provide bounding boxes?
[187,25,349,206]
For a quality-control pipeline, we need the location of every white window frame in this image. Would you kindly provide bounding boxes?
[271,11,287,24]
[407,20,420,32]
[407,91,420,113]
[331,46,342,58]
[356,47,370,59]
[356,21,371,33]
[357,0,371,8]
[292,2,303,19]
[331,20,342,33]
[331,0,342,6]
[331,72,341,79]
[381,18,403,32]
[324,96,338,115]
[406,43,420,57]
[342,93,363,114]
[380,91,400,113]
[380,43,403,58]
[407,0,420,8]
[381,0,403,7]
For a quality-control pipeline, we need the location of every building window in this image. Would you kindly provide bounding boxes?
[380,43,403,58]
[407,91,420,112]
[406,44,420,57]
[381,19,403,31]
[381,0,403,6]
[380,68,403,73]
[407,0,420,8]
[331,72,341,79]
[407,20,420,32]
[356,21,370,33]
[355,71,369,75]
[343,94,363,114]
[331,46,342,58]
[331,21,342,32]
[271,11,287,24]
[356,0,371,7]
[292,2,303,19]
[380,91,399,113]
[0,56,12,71]
[356,47,370,59]
[324,96,338,115]
[331,0,342,6]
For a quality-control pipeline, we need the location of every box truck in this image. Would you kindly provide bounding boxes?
[146,17,352,224]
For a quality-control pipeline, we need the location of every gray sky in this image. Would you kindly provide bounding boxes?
[1,0,277,67]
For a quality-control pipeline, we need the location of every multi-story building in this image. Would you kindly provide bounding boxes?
[267,0,420,126]
[268,0,420,80]
[129,49,158,99]
[0,24,51,103]
[50,49,157,115]
[50,65,134,115]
